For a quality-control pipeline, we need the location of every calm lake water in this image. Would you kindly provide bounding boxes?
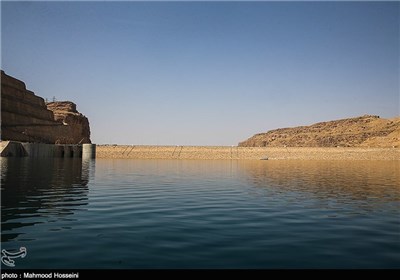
[1,158,399,269]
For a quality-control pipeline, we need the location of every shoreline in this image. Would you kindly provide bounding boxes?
[96,145,400,160]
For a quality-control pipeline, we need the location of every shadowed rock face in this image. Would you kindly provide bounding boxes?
[239,115,400,148]
[1,70,91,144]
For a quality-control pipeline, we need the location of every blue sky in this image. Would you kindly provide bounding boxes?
[2,1,399,145]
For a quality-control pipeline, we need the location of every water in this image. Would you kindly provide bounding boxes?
[1,158,399,269]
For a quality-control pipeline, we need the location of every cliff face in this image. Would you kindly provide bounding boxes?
[239,115,400,148]
[1,70,91,144]
[46,101,91,144]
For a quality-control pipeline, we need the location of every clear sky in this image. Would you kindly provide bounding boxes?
[1,1,399,145]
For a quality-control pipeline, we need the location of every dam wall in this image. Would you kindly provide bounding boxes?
[3,143,396,160]
[96,145,400,160]
[0,141,96,159]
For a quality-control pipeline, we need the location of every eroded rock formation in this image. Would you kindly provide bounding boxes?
[1,70,91,144]
[46,101,91,144]
[239,115,400,148]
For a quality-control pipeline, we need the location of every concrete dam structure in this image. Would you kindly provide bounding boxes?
[0,141,96,159]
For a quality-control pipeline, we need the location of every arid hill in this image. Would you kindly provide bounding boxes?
[239,115,400,148]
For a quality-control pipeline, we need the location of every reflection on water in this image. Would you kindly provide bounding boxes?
[1,158,90,242]
[1,159,399,268]
[239,160,400,205]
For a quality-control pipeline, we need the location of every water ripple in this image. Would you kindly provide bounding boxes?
[1,158,399,268]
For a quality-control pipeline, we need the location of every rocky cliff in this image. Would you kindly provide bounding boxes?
[46,101,91,144]
[239,115,400,148]
[1,70,91,144]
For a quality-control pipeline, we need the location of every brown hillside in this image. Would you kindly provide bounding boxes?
[239,115,400,148]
